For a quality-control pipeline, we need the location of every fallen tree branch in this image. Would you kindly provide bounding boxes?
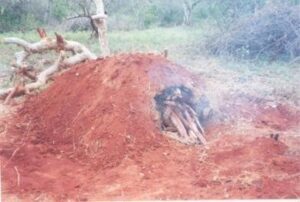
[4,35,96,59]
[4,85,19,104]
[15,67,37,81]
[0,29,97,100]
[4,37,57,53]
[26,51,64,90]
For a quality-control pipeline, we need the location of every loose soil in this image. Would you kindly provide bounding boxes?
[0,53,299,201]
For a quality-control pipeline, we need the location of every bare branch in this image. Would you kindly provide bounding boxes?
[37,28,47,39]
[66,15,90,20]
[0,30,97,100]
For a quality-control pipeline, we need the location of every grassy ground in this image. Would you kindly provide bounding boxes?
[0,27,204,67]
[0,26,299,106]
[0,26,206,87]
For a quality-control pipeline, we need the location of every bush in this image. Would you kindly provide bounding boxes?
[207,5,300,62]
[61,18,91,32]
[108,15,140,31]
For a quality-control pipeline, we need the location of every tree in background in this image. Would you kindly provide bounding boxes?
[182,0,202,25]
[0,0,69,32]
[1,0,300,33]
[92,0,110,56]
[66,0,99,36]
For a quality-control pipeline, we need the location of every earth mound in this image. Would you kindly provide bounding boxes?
[1,53,299,201]
[12,53,205,168]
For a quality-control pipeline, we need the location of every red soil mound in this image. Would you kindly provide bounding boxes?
[13,53,205,168]
[1,53,299,201]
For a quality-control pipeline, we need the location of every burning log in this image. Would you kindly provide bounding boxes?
[0,29,97,102]
[155,85,207,145]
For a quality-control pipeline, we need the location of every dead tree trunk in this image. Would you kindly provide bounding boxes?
[89,16,99,38]
[183,1,192,26]
[183,0,202,26]
[92,0,110,56]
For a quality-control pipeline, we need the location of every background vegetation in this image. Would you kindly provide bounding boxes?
[1,0,300,62]
[0,0,299,106]
[0,0,293,31]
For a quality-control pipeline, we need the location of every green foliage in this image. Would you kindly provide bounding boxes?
[0,0,68,32]
[143,5,160,28]
[20,14,41,31]
[207,4,300,62]
[0,27,203,68]
[52,0,69,21]
[1,0,300,33]
[158,2,183,26]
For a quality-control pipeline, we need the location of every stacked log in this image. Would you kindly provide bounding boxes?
[155,85,207,145]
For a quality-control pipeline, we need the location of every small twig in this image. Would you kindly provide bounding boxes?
[163,49,168,58]
[66,15,89,20]
[37,28,47,39]
[72,136,76,152]
[17,67,37,81]
[288,56,300,66]
[0,124,7,135]
[14,166,20,187]
[4,85,18,104]
[34,194,43,201]
[4,144,24,168]
[24,120,32,137]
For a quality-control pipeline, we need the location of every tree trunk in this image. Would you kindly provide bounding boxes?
[183,1,192,26]
[92,0,110,56]
[89,16,99,38]
[182,0,202,26]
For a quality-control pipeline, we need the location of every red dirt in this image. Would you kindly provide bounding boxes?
[1,53,299,201]
[221,93,300,131]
